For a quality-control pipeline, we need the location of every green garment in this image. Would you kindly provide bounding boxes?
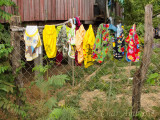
[56,25,70,37]
[92,24,113,63]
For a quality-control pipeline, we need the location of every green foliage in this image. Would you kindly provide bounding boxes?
[30,64,75,119]
[0,0,16,21]
[32,74,70,94]
[49,107,77,120]
[45,97,57,110]
[48,75,70,89]
[0,0,15,6]
[147,73,160,85]
[32,64,50,77]
[0,1,27,119]
[0,97,27,118]
[123,0,160,27]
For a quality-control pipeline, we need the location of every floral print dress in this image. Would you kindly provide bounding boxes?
[112,24,125,60]
[57,25,69,58]
[92,24,112,63]
[126,24,140,62]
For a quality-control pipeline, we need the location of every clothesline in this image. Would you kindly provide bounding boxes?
[10,16,80,32]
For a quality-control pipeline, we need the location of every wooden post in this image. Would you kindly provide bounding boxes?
[132,4,153,120]
[10,16,23,105]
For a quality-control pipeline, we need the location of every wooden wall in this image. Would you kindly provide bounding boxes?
[0,0,95,22]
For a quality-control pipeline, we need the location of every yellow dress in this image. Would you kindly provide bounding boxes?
[43,25,57,58]
[83,25,95,68]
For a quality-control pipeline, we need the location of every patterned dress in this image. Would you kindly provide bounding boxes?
[57,25,69,58]
[92,24,112,63]
[112,24,125,60]
[24,26,42,61]
[126,24,140,62]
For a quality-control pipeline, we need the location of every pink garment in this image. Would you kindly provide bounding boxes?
[75,17,82,66]
[75,17,81,31]
[56,51,63,66]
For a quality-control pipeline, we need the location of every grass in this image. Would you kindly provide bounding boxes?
[64,54,159,119]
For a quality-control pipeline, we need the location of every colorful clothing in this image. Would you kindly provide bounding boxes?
[126,24,140,62]
[117,23,123,38]
[56,25,70,37]
[24,26,42,61]
[109,24,117,32]
[75,25,86,63]
[57,25,68,58]
[56,51,63,66]
[83,25,95,68]
[75,17,82,66]
[113,25,125,60]
[43,25,57,58]
[75,17,81,31]
[68,19,76,59]
[92,24,112,63]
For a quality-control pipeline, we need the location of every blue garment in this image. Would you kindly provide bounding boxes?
[108,0,111,6]
[126,54,131,62]
[109,24,117,32]
[117,23,123,37]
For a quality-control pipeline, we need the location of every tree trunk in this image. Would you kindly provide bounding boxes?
[132,4,153,120]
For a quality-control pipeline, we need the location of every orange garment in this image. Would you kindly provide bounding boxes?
[75,25,86,63]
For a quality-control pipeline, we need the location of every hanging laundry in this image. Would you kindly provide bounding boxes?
[24,26,42,61]
[75,25,86,64]
[109,24,117,32]
[126,24,140,62]
[75,17,81,31]
[83,25,95,68]
[92,24,112,63]
[75,17,82,66]
[56,51,63,66]
[56,25,71,37]
[73,18,76,25]
[57,25,68,58]
[68,19,76,59]
[113,24,125,60]
[43,25,57,58]
[117,23,123,38]
[56,25,71,65]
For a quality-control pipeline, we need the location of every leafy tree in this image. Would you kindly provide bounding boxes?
[0,0,27,118]
[0,0,16,21]
[123,0,160,27]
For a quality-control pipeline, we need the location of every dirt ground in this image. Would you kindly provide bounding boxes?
[79,89,107,111]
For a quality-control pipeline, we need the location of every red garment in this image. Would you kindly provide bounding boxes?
[56,51,63,65]
[126,24,140,62]
[75,51,82,66]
